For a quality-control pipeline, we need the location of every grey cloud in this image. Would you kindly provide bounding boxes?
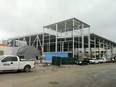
[0,0,116,42]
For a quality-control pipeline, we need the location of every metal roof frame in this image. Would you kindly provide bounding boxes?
[43,18,90,32]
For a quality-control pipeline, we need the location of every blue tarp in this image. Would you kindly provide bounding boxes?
[45,52,68,60]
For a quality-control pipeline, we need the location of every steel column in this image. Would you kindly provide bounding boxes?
[72,19,75,57]
[109,43,112,60]
[68,42,69,51]
[103,40,105,57]
[55,24,58,52]
[78,35,80,56]
[111,44,113,59]
[49,28,50,52]
[36,36,39,49]
[88,27,91,58]
[18,38,20,47]
[99,39,101,58]
[106,42,108,59]
[32,36,37,46]
[62,42,64,52]
[29,36,31,46]
[65,21,67,41]
[13,39,15,47]
[94,37,96,58]
[42,28,44,53]
[81,24,84,58]
[60,40,61,52]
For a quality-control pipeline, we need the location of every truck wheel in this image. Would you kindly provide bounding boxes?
[24,66,31,72]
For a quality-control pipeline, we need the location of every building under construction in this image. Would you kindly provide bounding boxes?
[8,18,116,59]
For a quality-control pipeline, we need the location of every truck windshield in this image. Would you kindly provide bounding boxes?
[0,55,5,60]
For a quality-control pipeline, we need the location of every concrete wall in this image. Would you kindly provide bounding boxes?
[0,46,12,55]
[0,46,20,55]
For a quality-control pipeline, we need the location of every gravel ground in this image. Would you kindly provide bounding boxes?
[0,63,116,87]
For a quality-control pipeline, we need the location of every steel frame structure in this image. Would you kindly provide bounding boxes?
[8,18,116,59]
[43,18,90,57]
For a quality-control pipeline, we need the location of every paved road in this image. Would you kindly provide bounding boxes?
[0,63,116,87]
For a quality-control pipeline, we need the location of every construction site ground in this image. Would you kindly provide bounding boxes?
[0,63,116,87]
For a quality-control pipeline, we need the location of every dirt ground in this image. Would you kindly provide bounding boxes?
[0,63,116,87]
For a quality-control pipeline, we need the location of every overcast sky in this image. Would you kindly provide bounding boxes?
[0,0,116,42]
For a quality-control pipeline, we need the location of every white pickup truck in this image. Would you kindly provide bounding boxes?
[0,55,35,72]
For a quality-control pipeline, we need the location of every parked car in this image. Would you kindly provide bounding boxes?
[97,58,107,63]
[97,58,104,63]
[0,55,35,72]
[102,58,107,63]
[89,58,99,64]
[75,58,90,65]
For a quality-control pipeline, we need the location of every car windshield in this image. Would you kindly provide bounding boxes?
[0,55,5,60]
[92,58,96,60]
[78,59,83,61]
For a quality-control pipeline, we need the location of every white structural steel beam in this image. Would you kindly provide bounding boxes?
[72,19,75,57]
[99,39,101,58]
[37,35,42,50]
[42,28,44,54]
[111,44,113,58]
[55,24,58,52]
[49,28,51,52]
[81,24,84,57]
[106,42,108,58]
[60,40,61,52]
[68,43,69,51]
[110,43,113,59]
[65,21,67,41]
[88,27,91,58]
[29,36,31,46]
[112,44,114,56]
[32,36,37,46]
[36,36,39,48]
[94,37,96,58]
[103,40,105,56]
[62,42,64,52]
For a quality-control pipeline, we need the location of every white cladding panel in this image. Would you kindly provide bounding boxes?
[0,46,12,55]
[113,47,116,54]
